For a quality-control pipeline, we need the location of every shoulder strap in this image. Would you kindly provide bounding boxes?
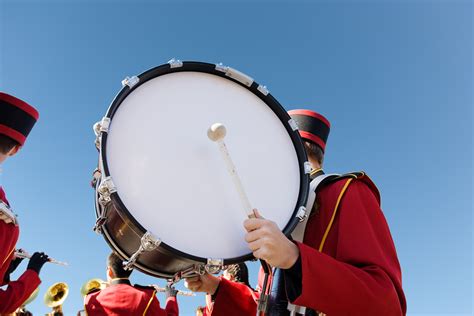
[133,284,155,290]
[291,173,340,242]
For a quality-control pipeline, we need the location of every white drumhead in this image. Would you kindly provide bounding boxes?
[106,71,301,259]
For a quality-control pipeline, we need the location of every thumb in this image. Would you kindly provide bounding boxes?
[252,209,264,219]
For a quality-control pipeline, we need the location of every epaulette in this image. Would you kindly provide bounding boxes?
[318,171,381,204]
[86,288,101,296]
[134,284,156,291]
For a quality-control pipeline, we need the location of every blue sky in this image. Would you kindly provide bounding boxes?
[0,0,472,315]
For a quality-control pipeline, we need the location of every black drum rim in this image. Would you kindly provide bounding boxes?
[98,60,310,267]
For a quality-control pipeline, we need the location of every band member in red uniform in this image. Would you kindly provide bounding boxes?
[85,252,179,316]
[185,109,407,315]
[0,92,50,313]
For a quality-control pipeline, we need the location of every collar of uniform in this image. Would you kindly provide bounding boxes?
[110,278,131,286]
[310,168,324,180]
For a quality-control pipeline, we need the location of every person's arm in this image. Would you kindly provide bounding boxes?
[0,269,40,313]
[210,278,258,316]
[163,296,178,316]
[163,285,179,316]
[185,274,259,316]
[284,180,406,315]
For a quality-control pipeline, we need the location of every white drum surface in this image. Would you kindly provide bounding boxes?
[106,72,301,259]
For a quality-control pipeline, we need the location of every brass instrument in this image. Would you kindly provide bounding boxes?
[80,278,107,297]
[44,282,69,315]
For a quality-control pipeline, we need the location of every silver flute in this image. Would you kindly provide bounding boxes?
[151,285,195,297]
[14,250,68,266]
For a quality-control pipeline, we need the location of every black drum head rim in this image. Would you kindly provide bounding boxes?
[98,60,310,267]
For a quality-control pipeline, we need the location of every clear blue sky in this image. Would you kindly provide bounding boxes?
[0,0,472,315]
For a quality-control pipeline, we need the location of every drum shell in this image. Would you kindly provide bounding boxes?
[94,61,310,279]
[95,190,200,279]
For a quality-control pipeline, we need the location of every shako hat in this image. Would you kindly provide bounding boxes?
[288,109,330,152]
[0,92,39,146]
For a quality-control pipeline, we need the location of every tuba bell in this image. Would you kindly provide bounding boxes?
[80,278,107,297]
[44,282,69,316]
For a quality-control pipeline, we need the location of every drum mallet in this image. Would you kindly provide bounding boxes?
[207,123,255,219]
[207,123,272,314]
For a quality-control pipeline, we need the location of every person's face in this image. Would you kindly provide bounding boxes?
[0,145,20,164]
[106,266,114,282]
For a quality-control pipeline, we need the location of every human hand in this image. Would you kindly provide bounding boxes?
[244,209,300,269]
[27,252,49,274]
[165,284,179,298]
[184,273,220,295]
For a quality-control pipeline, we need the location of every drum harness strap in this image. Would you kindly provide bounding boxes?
[284,170,343,316]
[0,200,18,226]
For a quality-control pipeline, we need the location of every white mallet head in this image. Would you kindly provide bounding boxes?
[207,123,227,142]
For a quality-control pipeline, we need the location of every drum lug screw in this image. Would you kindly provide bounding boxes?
[124,232,161,271]
[168,58,183,68]
[296,206,307,222]
[93,216,107,234]
[121,76,139,88]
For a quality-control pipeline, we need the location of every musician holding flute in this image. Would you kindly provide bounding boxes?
[0,92,50,313]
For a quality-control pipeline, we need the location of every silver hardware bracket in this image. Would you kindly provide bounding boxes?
[215,63,254,87]
[124,232,161,270]
[121,76,140,88]
[205,258,224,274]
[296,206,307,222]
[93,215,107,234]
[168,58,183,68]
[99,177,117,194]
[215,62,228,73]
[257,85,269,96]
[170,265,206,283]
[289,118,299,131]
[304,162,312,174]
[97,177,117,206]
[93,117,110,135]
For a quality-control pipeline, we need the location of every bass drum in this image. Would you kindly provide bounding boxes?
[92,60,310,279]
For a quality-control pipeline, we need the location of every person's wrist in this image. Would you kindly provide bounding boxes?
[208,277,221,296]
[281,242,300,269]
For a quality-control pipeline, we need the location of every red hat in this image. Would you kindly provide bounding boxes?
[0,92,39,146]
[288,109,330,152]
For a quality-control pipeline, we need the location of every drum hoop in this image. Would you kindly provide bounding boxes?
[99,61,310,264]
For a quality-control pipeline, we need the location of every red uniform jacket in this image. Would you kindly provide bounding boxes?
[84,279,179,316]
[210,174,407,315]
[0,187,41,314]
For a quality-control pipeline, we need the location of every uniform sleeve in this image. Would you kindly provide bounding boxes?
[0,269,41,313]
[143,293,179,316]
[285,181,406,315]
[211,278,258,316]
[164,296,179,316]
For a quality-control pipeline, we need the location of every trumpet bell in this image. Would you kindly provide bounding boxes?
[81,278,106,297]
[44,282,69,308]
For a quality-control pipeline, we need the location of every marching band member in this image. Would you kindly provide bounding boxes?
[84,252,179,316]
[0,92,50,313]
[185,110,407,315]
[208,263,253,315]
